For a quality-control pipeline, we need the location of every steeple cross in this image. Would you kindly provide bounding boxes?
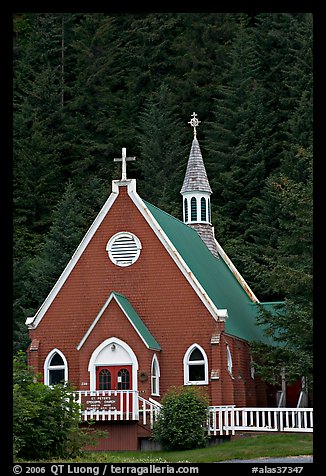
[114,148,136,180]
[188,112,201,139]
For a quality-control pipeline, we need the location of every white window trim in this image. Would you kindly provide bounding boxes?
[183,343,208,385]
[44,348,68,386]
[226,344,234,379]
[151,354,160,396]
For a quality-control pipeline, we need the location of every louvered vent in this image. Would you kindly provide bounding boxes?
[106,232,142,267]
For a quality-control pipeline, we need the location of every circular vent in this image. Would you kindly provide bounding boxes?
[106,232,142,267]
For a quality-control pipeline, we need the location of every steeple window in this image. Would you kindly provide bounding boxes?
[191,197,197,221]
[201,197,207,222]
[184,198,188,222]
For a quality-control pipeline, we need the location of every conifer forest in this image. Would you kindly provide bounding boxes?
[13,13,313,384]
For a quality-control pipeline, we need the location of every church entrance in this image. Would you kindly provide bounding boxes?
[88,336,139,410]
[96,365,133,412]
[96,365,132,391]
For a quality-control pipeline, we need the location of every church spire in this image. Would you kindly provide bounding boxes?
[181,113,219,258]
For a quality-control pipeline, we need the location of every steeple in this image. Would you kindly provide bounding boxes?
[181,113,219,258]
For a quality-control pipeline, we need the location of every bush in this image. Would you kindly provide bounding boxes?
[153,386,209,450]
[13,352,104,460]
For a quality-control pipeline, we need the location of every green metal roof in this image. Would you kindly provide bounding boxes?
[143,200,276,344]
[113,292,161,351]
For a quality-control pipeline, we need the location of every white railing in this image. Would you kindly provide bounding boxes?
[73,392,313,435]
[207,406,313,435]
[138,396,162,429]
[74,390,162,427]
[74,390,138,421]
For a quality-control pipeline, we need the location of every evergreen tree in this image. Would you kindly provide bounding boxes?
[205,14,267,248]
[14,182,85,353]
[250,147,313,384]
[13,13,67,257]
[136,84,187,217]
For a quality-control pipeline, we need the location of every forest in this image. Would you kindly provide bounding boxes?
[13,13,312,384]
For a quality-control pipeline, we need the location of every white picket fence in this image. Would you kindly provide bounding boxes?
[74,391,313,435]
[207,406,313,435]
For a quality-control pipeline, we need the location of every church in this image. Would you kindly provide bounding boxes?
[26,113,283,450]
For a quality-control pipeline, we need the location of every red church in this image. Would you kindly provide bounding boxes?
[26,113,285,450]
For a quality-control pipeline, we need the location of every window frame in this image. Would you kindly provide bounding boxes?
[183,343,208,385]
[44,348,68,386]
[151,354,160,396]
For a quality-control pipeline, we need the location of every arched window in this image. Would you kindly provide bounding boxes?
[190,197,197,221]
[184,198,188,222]
[151,354,160,396]
[99,369,111,390]
[226,344,233,377]
[183,344,208,385]
[208,198,211,223]
[117,368,130,390]
[201,197,207,222]
[44,349,68,386]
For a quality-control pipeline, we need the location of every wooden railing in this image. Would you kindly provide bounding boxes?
[73,392,313,435]
[75,390,138,421]
[74,390,162,427]
[207,406,313,435]
[138,396,162,429]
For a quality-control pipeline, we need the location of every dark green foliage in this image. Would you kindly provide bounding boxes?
[136,84,188,218]
[250,147,312,384]
[153,386,209,450]
[13,352,105,459]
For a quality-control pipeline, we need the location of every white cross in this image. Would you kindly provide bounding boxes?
[114,148,136,180]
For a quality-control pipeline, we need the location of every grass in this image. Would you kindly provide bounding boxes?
[17,433,313,463]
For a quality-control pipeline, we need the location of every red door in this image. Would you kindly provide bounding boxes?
[96,365,133,414]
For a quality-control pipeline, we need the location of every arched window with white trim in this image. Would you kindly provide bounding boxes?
[151,354,160,396]
[183,344,208,385]
[44,349,68,386]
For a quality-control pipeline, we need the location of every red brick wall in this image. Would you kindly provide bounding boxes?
[82,422,139,451]
[27,185,264,407]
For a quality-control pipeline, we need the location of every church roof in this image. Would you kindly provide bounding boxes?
[180,138,212,194]
[143,200,272,344]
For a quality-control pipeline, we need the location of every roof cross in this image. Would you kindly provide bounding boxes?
[114,148,136,180]
[188,112,201,139]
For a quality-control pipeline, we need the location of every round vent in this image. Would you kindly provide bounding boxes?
[106,232,142,267]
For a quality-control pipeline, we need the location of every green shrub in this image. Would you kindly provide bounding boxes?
[153,386,209,450]
[13,352,105,460]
